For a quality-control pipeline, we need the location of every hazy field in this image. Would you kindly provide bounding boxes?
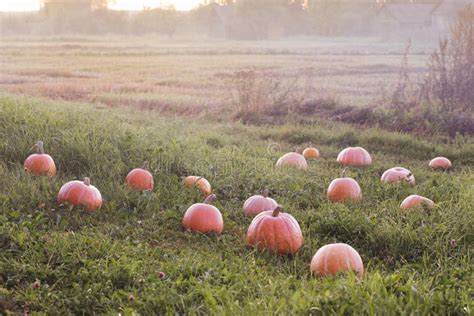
[0,37,472,314]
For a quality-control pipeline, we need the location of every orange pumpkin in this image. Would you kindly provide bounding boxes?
[303,147,320,159]
[57,177,102,211]
[310,243,364,279]
[246,206,303,255]
[182,194,223,234]
[400,195,434,210]
[184,176,212,196]
[381,167,415,185]
[276,152,308,170]
[327,173,362,203]
[243,189,278,216]
[429,157,452,170]
[126,161,154,191]
[23,141,56,177]
[337,147,372,167]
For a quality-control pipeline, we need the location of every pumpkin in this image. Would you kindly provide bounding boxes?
[184,176,212,196]
[310,243,364,279]
[243,189,278,216]
[303,147,320,159]
[23,141,56,177]
[276,152,308,170]
[337,147,372,167]
[126,161,154,191]
[327,170,362,203]
[429,157,452,170]
[57,177,102,211]
[381,167,415,185]
[182,194,223,234]
[400,194,434,210]
[246,206,303,255]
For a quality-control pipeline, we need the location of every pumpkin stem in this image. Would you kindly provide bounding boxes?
[272,205,282,217]
[262,189,269,198]
[341,167,349,177]
[36,141,45,154]
[83,177,91,186]
[142,160,150,170]
[203,194,216,205]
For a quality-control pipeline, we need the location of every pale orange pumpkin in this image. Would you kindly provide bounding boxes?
[246,206,303,255]
[57,177,102,211]
[429,157,452,170]
[400,195,434,210]
[327,170,362,203]
[381,167,415,185]
[337,147,372,167]
[23,141,56,177]
[182,194,223,234]
[276,152,308,170]
[126,161,154,191]
[184,176,212,196]
[310,243,364,279]
[243,189,278,216]
[303,147,320,159]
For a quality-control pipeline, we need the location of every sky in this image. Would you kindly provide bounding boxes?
[0,0,204,12]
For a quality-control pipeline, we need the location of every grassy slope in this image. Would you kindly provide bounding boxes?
[0,95,473,315]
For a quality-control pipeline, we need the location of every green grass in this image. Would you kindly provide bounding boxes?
[0,95,473,315]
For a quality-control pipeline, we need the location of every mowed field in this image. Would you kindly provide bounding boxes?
[0,37,473,314]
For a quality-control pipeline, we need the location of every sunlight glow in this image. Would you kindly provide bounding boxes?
[0,0,41,12]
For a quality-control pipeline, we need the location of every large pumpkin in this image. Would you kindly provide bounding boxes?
[400,195,434,210]
[327,174,362,203]
[429,157,452,170]
[246,206,303,255]
[126,161,154,191]
[184,176,212,196]
[243,189,278,216]
[381,167,415,185]
[23,141,56,177]
[182,194,223,234]
[276,152,308,170]
[310,243,364,279]
[57,177,102,211]
[337,147,372,167]
[303,147,320,159]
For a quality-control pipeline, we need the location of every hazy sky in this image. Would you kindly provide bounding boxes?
[0,0,204,12]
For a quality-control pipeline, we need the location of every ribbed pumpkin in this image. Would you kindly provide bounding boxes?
[184,176,212,196]
[327,170,362,203]
[23,141,56,177]
[126,161,154,191]
[246,206,303,255]
[182,194,223,234]
[303,147,320,159]
[381,167,415,185]
[429,157,452,170]
[337,147,372,167]
[57,177,102,211]
[400,195,434,210]
[243,189,278,216]
[310,243,364,279]
[276,152,308,170]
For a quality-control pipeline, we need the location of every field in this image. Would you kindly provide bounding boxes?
[0,38,473,315]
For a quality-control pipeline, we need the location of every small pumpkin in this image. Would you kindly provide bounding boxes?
[337,147,372,167]
[184,176,212,196]
[381,167,415,185]
[126,161,154,191]
[246,206,303,255]
[57,177,102,211]
[182,194,223,234]
[303,147,320,159]
[23,141,56,177]
[310,243,364,279]
[400,195,434,210]
[429,157,452,170]
[327,169,362,203]
[276,152,308,170]
[243,189,278,216]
